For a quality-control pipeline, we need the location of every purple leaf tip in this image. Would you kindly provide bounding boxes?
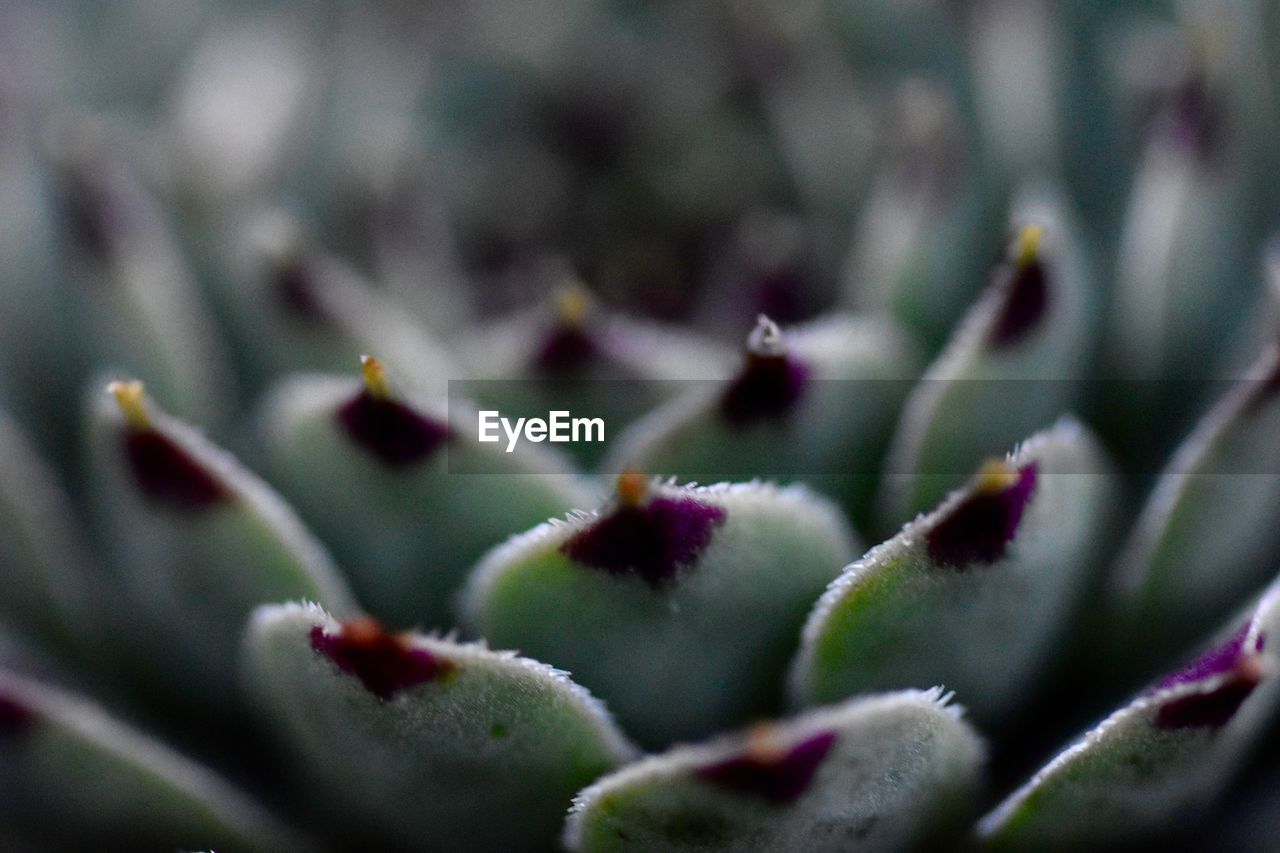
[310,618,455,700]
[108,381,226,510]
[926,461,1038,569]
[0,691,34,735]
[988,227,1050,350]
[562,475,726,588]
[719,315,810,426]
[1154,622,1265,730]
[697,727,837,804]
[533,284,600,373]
[273,256,330,324]
[1161,72,1223,163]
[337,361,450,468]
[124,431,230,510]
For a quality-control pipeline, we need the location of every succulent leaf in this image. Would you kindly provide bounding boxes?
[0,669,305,852]
[881,192,1094,523]
[1111,343,1280,662]
[792,418,1117,723]
[0,410,96,655]
[85,381,356,704]
[565,688,983,853]
[463,475,859,746]
[48,122,236,429]
[219,212,458,399]
[243,602,636,851]
[257,359,590,629]
[979,576,1280,849]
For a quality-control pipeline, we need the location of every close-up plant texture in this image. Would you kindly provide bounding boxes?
[5,1,1280,851]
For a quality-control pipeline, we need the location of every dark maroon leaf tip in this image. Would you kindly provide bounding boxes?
[0,692,34,735]
[697,729,837,804]
[1163,74,1223,163]
[1153,622,1265,730]
[561,487,726,588]
[532,286,600,373]
[310,618,455,700]
[58,170,122,263]
[988,250,1050,350]
[719,316,810,426]
[337,391,451,468]
[123,429,229,511]
[1155,666,1263,730]
[533,324,599,373]
[926,462,1038,569]
[273,258,329,325]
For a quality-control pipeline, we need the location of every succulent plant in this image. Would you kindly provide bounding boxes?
[4,1,1280,851]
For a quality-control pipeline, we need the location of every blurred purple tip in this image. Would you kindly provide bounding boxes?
[124,430,229,510]
[533,325,599,373]
[0,692,33,735]
[719,354,810,426]
[562,496,726,588]
[926,464,1038,568]
[337,391,451,468]
[274,259,329,324]
[989,261,1049,349]
[697,730,837,803]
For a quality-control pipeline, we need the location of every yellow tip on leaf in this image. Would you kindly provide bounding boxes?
[107,380,150,429]
[1015,225,1044,267]
[973,459,1019,494]
[745,722,787,763]
[616,469,649,506]
[360,355,391,400]
[555,282,591,326]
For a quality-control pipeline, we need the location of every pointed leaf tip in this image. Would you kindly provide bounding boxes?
[925,461,1038,568]
[0,692,34,735]
[311,617,455,700]
[561,493,727,588]
[336,383,451,468]
[1154,621,1267,730]
[695,727,838,804]
[114,392,230,510]
[719,316,810,425]
[989,233,1050,349]
[534,283,598,372]
[359,355,391,400]
[107,380,150,429]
